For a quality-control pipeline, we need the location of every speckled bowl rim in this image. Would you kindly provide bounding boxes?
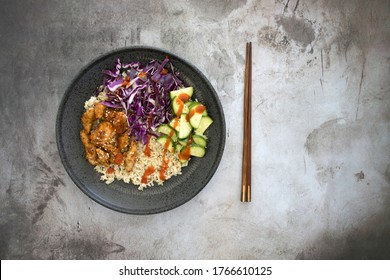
[56,46,226,215]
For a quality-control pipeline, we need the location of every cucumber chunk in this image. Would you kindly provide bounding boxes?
[170,87,193,101]
[192,134,207,147]
[169,115,192,139]
[178,138,189,146]
[189,145,206,157]
[174,142,184,153]
[189,104,206,129]
[169,117,180,132]
[194,116,213,135]
[157,124,177,141]
[185,101,194,110]
[156,136,175,153]
[172,96,190,116]
[178,114,192,139]
[189,101,208,116]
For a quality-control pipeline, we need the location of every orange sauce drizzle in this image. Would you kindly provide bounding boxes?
[171,117,179,129]
[158,134,175,181]
[174,94,191,116]
[121,76,131,88]
[179,146,191,161]
[163,137,171,150]
[159,157,170,181]
[175,98,185,116]
[178,93,190,102]
[143,135,151,157]
[113,153,123,165]
[141,166,156,184]
[178,136,193,162]
[189,104,205,118]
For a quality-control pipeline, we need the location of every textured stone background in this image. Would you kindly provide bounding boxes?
[1,0,389,259]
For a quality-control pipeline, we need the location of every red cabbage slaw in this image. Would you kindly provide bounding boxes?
[100,57,183,144]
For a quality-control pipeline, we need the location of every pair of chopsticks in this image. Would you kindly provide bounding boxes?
[241,42,252,202]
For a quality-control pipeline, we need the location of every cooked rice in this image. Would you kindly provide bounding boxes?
[95,137,188,190]
[84,90,107,110]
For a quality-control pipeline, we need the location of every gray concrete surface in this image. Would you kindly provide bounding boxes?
[1,0,389,259]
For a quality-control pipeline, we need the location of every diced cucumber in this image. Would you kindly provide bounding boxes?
[170,87,193,101]
[178,146,191,163]
[178,138,189,146]
[188,101,200,109]
[163,86,213,161]
[190,113,203,129]
[178,114,192,139]
[172,96,189,116]
[174,142,183,153]
[156,136,175,153]
[194,116,213,135]
[185,101,194,110]
[192,134,207,147]
[170,115,192,139]
[189,101,208,116]
[189,145,206,157]
[169,117,180,132]
[157,124,177,141]
[189,104,206,129]
[179,156,189,164]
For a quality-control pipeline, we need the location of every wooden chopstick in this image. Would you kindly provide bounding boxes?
[241,42,252,202]
[247,42,252,202]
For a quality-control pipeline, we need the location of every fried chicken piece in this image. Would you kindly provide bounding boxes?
[112,152,124,165]
[81,105,133,171]
[117,132,130,152]
[80,130,98,166]
[112,111,128,134]
[103,109,128,134]
[124,140,138,172]
[104,108,117,120]
[94,102,106,119]
[104,144,123,165]
[96,148,110,166]
[90,121,116,148]
[104,144,120,155]
[81,108,95,133]
[80,129,90,147]
[85,145,98,166]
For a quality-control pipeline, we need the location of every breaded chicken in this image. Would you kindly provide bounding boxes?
[124,140,138,172]
[81,108,95,133]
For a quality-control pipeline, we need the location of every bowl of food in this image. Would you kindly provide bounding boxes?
[56,46,226,214]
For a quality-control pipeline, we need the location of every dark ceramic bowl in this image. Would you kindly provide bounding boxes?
[56,46,226,214]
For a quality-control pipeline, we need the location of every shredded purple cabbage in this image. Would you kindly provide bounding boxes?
[101,57,183,144]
